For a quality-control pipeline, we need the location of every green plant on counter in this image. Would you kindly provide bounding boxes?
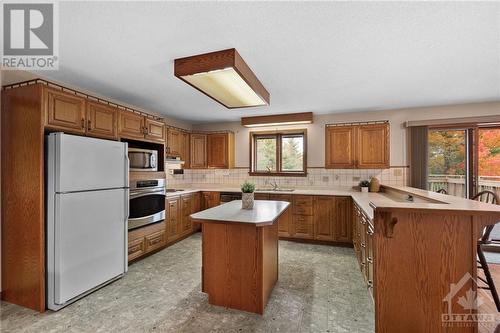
[241,181,256,193]
[359,180,370,187]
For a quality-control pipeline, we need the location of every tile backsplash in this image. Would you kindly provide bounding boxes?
[167,167,408,188]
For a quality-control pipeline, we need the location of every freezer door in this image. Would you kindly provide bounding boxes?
[52,189,127,305]
[52,133,128,192]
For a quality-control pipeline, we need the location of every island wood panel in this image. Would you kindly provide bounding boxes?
[201,221,279,314]
[1,84,46,311]
[373,211,478,333]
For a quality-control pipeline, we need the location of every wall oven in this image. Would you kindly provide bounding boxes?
[128,179,166,230]
[128,148,158,172]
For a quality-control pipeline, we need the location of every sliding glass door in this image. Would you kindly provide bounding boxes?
[427,126,500,199]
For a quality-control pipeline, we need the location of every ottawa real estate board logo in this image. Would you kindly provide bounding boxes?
[2,1,59,70]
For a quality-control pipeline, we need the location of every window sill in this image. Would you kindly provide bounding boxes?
[248,172,307,177]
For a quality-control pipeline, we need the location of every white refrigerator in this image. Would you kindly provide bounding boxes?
[46,133,129,311]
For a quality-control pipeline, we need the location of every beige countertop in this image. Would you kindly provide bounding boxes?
[190,200,290,225]
[170,184,500,220]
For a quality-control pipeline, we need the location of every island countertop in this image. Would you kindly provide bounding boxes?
[190,200,290,226]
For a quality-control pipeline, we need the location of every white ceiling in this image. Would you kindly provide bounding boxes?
[27,1,500,124]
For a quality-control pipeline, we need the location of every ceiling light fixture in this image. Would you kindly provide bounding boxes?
[241,112,313,128]
[174,48,270,109]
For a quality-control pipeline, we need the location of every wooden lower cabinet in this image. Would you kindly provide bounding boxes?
[128,221,166,262]
[167,196,181,242]
[269,194,292,237]
[292,215,314,239]
[352,202,373,291]
[201,191,220,210]
[180,194,193,234]
[313,196,335,241]
[333,197,353,243]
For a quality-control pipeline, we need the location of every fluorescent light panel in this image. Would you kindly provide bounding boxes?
[244,120,312,128]
[181,68,266,108]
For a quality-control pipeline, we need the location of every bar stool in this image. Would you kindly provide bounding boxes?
[436,188,448,194]
[473,190,500,312]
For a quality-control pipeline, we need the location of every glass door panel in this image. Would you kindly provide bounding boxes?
[428,129,468,198]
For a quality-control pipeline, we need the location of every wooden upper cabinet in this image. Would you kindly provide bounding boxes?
[191,134,207,169]
[86,101,118,139]
[167,128,181,156]
[313,196,335,241]
[145,118,165,143]
[325,126,356,169]
[181,132,190,168]
[207,133,234,168]
[333,197,352,243]
[119,110,144,140]
[357,123,389,169]
[44,88,86,133]
[325,123,389,169]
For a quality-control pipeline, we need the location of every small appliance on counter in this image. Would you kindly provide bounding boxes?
[46,133,129,311]
[165,156,185,175]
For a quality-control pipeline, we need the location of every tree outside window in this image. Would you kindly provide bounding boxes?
[251,130,306,176]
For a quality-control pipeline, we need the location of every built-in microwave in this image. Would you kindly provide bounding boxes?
[128,148,158,172]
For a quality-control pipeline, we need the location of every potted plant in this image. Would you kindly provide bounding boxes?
[241,181,256,209]
[359,180,370,193]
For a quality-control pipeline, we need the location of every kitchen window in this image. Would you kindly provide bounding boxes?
[250,130,307,176]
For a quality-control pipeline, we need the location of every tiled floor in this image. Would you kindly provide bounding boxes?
[0,233,374,333]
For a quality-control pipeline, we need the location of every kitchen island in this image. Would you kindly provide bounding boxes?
[190,200,290,314]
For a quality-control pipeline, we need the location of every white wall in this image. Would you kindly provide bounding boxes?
[193,102,500,168]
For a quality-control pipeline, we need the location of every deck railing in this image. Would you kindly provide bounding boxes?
[428,175,500,198]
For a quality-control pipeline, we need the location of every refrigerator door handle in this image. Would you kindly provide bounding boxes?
[124,187,129,272]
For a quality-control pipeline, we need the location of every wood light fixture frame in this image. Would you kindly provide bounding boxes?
[241,112,313,127]
[174,48,270,109]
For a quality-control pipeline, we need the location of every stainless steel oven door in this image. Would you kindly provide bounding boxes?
[128,188,165,230]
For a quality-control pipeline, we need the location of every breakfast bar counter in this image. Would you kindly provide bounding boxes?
[190,200,290,314]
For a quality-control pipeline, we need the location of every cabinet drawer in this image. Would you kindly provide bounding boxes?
[293,195,313,215]
[128,237,146,261]
[145,230,166,252]
[292,214,314,239]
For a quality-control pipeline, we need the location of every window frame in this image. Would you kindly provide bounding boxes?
[249,129,307,176]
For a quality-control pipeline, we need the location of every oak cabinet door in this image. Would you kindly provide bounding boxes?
[333,197,353,243]
[145,118,165,143]
[145,230,166,252]
[325,126,356,169]
[128,237,146,261]
[207,133,228,168]
[190,134,207,169]
[292,215,314,239]
[357,123,389,169]
[181,132,190,168]
[119,110,144,139]
[45,88,86,133]
[167,197,180,241]
[86,101,118,139]
[269,194,292,237]
[181,194,193,233]
[313,196,335,241]
[201,191,220,210]
[167,129,181,156]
